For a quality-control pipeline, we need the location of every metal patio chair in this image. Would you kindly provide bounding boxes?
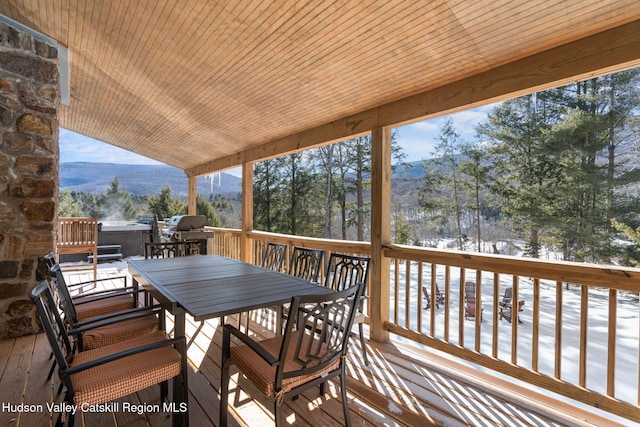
[30,281,185,427]
[324,253,371,365]
[220,282,364,427]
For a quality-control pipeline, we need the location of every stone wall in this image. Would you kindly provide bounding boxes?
[0,22,59,339]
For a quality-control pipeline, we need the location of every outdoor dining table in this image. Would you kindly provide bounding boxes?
[128,254,328,427]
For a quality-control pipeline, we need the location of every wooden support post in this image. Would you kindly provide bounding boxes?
[188,176,197,215]
[241,162,254,263]
[370,126,391,343]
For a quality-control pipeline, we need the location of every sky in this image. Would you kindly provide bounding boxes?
[59,103,500,170]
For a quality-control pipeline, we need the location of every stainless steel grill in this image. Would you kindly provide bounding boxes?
[161,215,214,254]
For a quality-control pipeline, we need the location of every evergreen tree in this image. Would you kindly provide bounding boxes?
[612,219,640,267]
[195,194,224,227]
[478,93,562,258]
[102,177,138,220]
[58,190,83,217]
[278,153,321,236]
[148,184,186,220]
[545,72,640,262]
[392,204,414,245]
[82,193,103,219]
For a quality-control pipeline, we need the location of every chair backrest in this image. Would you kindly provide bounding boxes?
[43,251,57,270]
[145,241,200,258]
[502,287,513,303]
[324,253,371,293]
[48,264,80,324]
[422,286,432,305]
[278,282,363,386]
[260,242,287,271]
[30,281,74,376]
[464,281,477,301]
[289,247,324,283]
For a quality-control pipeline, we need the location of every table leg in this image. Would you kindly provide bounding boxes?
[131,277,140,306]
[276,305,283,335]
[173,309,189,427]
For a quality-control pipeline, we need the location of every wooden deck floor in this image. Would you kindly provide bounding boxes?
[0,266,629,427]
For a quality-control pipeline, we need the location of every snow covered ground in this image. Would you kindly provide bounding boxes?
[389,258,640,406]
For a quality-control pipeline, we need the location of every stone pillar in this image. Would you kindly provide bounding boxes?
[0,22,59,339]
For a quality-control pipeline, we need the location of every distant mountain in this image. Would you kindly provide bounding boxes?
[60,162,242,196]
[60,160,432,197]
[392,160,426,179]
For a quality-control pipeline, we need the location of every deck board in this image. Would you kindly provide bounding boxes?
[19,334,54,427]
[1,266,628,426]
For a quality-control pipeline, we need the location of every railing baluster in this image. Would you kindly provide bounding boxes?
[579,284,589,388]
[430,263,436,336]
[532,277,540,372]
[607,288,617,397]
[405,259,411,328]
[393,258,399,325]
[459,268,466,347]
[444,264,450,342]
[511,276,518,364]
[417,262,423,333]
[475,270,482,352]
[492,272,499,358]
[555,280,563,379]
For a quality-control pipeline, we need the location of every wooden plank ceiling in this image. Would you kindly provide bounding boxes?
[2,1,640,175]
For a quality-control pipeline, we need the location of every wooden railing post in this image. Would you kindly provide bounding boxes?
[241,161,254,263]
[370,126,391,343]
[188,176,197,215]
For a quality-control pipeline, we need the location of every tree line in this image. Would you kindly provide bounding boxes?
[58,177,227,227]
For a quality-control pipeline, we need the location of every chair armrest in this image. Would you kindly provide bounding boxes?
[67,275,128,288]
[223,324,279,366]
[70,305,163,332]
[72,288,139,305]
[65,337,182,375]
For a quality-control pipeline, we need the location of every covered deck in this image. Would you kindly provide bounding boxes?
[0,263,623,427]
[3,2,640,426]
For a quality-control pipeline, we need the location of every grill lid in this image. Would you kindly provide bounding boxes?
[166,215,206,230]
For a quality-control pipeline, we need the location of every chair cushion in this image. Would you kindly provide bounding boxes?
[82,314,159,349]
[72,331,181,406]
[74,294,135,321]
[231,331,340,398]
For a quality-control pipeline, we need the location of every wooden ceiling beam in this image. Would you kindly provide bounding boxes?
[186,18,640,177]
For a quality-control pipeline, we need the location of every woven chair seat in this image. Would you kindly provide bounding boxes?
[230,330,339,398]
[74,294,135,321]
[72,331,181,406]
[82,314,159,349]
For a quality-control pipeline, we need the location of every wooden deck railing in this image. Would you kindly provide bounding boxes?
[56,217,98,279]
[384,244,640,422]
[205,228,640,423]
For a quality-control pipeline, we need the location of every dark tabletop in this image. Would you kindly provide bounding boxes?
[129,255,327,321]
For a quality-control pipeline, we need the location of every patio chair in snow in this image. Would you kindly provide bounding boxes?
[499,287,525,323]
